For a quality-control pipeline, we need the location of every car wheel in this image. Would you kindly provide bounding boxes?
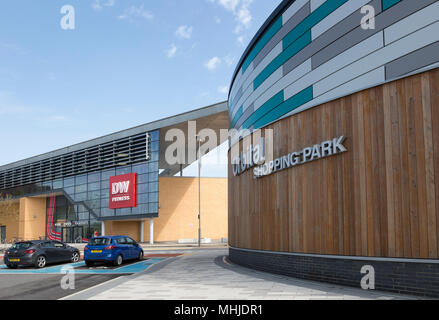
[6,264,17,269]
[71,251,80,263]
[137,251,144,261]
[85,260,94,267]
[113,254,123,266]
[35,255,47,268]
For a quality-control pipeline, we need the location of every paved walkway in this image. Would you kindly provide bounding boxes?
[64,249,416,300]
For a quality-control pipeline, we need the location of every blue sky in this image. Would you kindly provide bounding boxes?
[0,0,282,175]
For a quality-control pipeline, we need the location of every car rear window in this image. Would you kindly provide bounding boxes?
[88,238,111,246]
[11,242,33,250]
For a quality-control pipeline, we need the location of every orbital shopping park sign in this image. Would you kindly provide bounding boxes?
[109,173,137,209]
[232,136,348,179]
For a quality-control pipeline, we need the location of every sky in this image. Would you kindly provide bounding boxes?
[0,0,282,176]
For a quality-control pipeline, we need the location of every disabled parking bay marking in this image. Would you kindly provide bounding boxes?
[0,258,165,275]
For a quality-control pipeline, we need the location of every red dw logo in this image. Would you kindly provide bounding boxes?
[109,173,137,209]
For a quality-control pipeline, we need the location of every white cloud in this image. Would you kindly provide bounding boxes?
[214,16,222,24]
[218,0,240,12]
[237,35,245,45]
[175,25,193,39]
[47,115,68,122]
[236,1,252,28]
[92,0,115,11]
[218,86,229,94]
[0,42,29,55]
[118,4,153,21]
[205,57,221,71]
[212,0,253,33]
[166,44,177,58]
[224,55,234,66]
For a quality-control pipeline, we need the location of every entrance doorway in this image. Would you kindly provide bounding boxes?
[61,226,84,243]
[0,226,5,244]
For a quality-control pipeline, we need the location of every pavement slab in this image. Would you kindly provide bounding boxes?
[62,248,418,300]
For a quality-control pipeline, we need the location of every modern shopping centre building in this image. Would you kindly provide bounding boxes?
[0,103,229,244]
[228,0,439,297]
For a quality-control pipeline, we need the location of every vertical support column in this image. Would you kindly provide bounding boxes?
[101,221,105,236]
[149,218,154,245]
[140,220,144,243]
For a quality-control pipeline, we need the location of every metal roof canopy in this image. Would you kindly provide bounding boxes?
[0,101,229,177]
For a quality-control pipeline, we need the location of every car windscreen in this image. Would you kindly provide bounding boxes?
[88,238,111,246]
[11,242,33,250]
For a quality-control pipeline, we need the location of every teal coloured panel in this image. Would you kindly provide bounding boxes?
[283,0,347,49]
[382,0,402,11]
[254,86,313,129]
[242,17,283,73]
[242,91,284,129]
[230,106,243,128]
[253,30,311,90]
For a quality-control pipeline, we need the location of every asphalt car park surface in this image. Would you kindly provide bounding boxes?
[0,273,122,300]
[0,255,170,299]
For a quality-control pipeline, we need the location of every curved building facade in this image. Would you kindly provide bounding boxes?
[228,0,439,297]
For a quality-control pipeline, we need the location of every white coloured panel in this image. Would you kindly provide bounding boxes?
[282,0,309,24]
[283,67,385,120]
[243,67,283,111]
[254,59,312,111]
[312,0,370,40]
[314,20,439,97]
[284,32,383,100]
[384,1,439,45]
[311,0,326,12]
[241,42,283,99]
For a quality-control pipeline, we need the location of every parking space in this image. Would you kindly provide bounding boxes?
[0,255,174,275]
[0,253,183,299]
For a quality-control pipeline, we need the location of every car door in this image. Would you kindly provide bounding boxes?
[115,237,129,259]
[52,241,71,262]
[40,241,57,262]
[125,237,137,259]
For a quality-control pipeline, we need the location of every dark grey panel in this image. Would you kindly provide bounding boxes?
[283,0,381,75]
[312,0,436,69]
[230,86,244,114]
[385,41,439,80]
[253,1,310,69]
[234,103,255,129]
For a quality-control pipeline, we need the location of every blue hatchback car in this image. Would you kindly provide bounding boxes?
[84,235,144,267]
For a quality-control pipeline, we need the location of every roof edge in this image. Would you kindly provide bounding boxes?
[0,101,228,171]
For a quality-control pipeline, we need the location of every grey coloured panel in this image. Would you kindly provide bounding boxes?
[253,2,311,69]
[230,86,243,114]
[312,0,436,68]
[284,0,381,75]
[234,103,255,130]
[385,40,439,80]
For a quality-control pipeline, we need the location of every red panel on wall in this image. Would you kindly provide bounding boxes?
[109,173,137,209]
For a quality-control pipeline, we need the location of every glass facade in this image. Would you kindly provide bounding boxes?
[0,130,160,241]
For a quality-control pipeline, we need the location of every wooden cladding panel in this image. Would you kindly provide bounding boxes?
[228,68,439,259]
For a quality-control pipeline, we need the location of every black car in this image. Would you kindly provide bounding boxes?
[4,240,80,269]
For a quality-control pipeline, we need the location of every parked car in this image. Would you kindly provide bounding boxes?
[4,240,80,269]
[84,235,143,267]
